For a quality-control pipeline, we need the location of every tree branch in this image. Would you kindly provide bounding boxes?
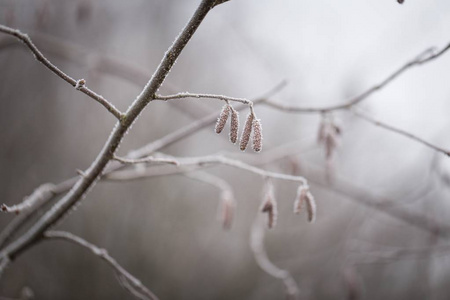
[44,231,159,300]
[112,155,179,166]
[0,0,219,262]
[0,81,286,251]
[351,108,450,156]
[154,92,252,105]
[0,24,123,120]
[250,216,300,299]
[262,43,450,113]
[105,154,308,185]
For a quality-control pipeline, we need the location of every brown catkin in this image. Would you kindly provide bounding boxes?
[305,191,316,223]
[293,185,307,214]
[252,119,262,152]
[229,106,239,144]
[215,104,230,134]
[260,181,277,229]
[239,112,254,151]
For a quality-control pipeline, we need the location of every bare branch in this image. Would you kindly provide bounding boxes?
[1,183,55,215]
[0,178,76,249]
[0,81,287,251]
[262,43,450,113]
[44,231,159,300]
[112,155,179,166]
[250,216,300,299]
[0,0,219,262]
[106,155,308,185]
[154,92,252,105]
[0,24,123,120]
[351,108,450,156]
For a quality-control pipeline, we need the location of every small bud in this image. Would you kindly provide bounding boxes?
[260,181,277,229]
[252,119,263,152]
[75,78,86,90]
[397,0,404,4]
[229,106,239,144]
[240,113,254,151]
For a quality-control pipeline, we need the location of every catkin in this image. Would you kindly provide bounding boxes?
[252,119,262,152]
[261,181,277,229]
[305,191,316,223]
[229,106,239,144]
[215,104,230,134]
[240,113,254,151]
[293,186,307,214]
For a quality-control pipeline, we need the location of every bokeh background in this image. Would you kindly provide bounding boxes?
[1,0,450,299]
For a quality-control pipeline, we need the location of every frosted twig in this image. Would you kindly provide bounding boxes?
[154,92,252,106]
[0,178,76,249]
[1,183,55,215]
[113,155,179,166]
[263,42,450,113]
[44,231,159,300]
[250,216,300,299]
[351,108,450,157]
[0,24,123,120]
[105,155,308,185]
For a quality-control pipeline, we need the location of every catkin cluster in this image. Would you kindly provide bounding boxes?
[214,104,262,152]
[260,182,316,229]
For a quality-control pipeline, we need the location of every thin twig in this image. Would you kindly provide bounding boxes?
[113,155,179,166]
[0,24,123,120]
[44,231,159,300]
[154,92,252,105]
[351,108,450,156]
[263,43,450,113]
[105,155,308,185]
[250,216,300,299]
[1,183,55,215]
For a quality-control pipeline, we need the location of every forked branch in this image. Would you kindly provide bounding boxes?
[44,231,159,300]
[0,24,122,120]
